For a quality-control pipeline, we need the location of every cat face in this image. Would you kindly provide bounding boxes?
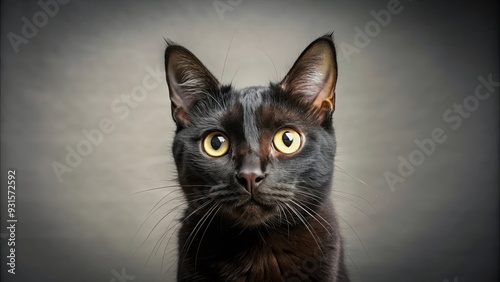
[165,34,338,227]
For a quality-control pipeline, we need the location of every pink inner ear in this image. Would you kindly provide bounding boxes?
[279,41,337,111]
[166,48,220,112]
[312,63,336,110]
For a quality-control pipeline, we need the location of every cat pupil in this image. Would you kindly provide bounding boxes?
[282,131,294,147]
[211,135,225,150]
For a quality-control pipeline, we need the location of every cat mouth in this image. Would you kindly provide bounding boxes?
[229,198,276,226]
[247,198,274,210]
[233,195,275,210]
[212,185,287,226]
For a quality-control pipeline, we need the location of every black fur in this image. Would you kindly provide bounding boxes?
[165,34,349,282]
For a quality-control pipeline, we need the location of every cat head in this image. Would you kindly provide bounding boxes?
[165,34,338,227]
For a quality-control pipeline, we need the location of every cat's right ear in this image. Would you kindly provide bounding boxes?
[165,43,220,127]
[278,33,338,120]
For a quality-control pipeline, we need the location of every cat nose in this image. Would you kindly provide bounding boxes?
[236,171,265,193]
[236,155,265,193]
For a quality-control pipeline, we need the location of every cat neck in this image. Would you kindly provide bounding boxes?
[177,200,341,281]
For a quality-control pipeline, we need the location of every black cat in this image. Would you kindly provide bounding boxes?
[164,33,349,282]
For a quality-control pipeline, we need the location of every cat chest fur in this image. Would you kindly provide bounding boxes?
[177,204,341,282]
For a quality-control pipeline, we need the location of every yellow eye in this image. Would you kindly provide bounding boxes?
[203,132,230,157]
[273,128,302,154]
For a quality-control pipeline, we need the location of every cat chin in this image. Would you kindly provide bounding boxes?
[224,200,277,228]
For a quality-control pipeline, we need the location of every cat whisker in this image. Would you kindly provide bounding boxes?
[229,65,241,85]
[147,206,184,267]
[257,227,267,243]
[332,195,383,227]
[292,192,366,274]
[178,203,219,273]
[145,192,185,218]
[294,188,382,270]
[179,199,214,225]
[115,184,181,202]
[293,191,325,208]
[254,46,279,82]
[130,201,185,266]
[128,184,210,220]
[163,200,214,273]
[337,214,372,265]
[333,190,377,213]
[287,194,369,273]
[291,199,335,235]
[275,202,283,224]
[284,202,325,259]
[276,203,291,237]
[163,221,187,273]
[220,31,237,83]
[140,198,213,269]
[344,249,361,274]
[297,191,377,273]
[201,90,225,112]
[131,194,185,245]
[290,199,334,248]
[293,189,324,201]
[140,194,209,242]
[194,204,222,270]
[128,177,176,182]
[334,164,374,191]
[283,202,297,226]
[294,187,380,226]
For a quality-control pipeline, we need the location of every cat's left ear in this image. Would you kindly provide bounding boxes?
[279,34,338,116]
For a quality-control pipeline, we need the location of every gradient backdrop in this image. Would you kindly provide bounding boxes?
[1,0,498,281]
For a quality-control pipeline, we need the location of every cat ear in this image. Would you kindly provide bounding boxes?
[279,34,338,115]
[165,43,220,126]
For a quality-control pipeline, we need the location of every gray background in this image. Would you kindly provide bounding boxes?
[1,0,498,281]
